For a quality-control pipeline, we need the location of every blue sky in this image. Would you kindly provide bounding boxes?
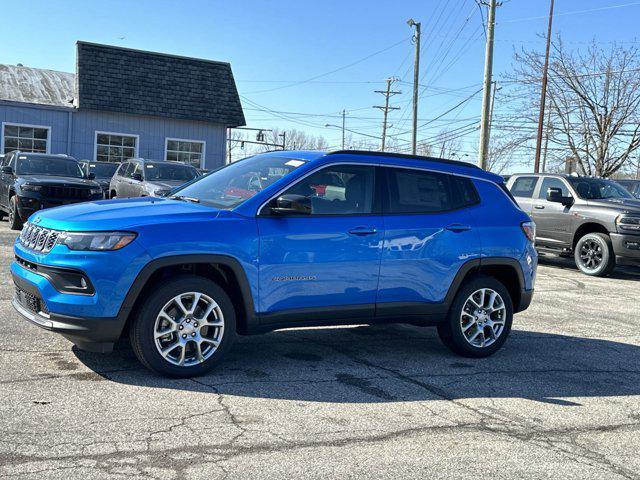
[3,0,640,160]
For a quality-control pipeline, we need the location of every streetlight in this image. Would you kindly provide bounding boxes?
[325,123,345,149]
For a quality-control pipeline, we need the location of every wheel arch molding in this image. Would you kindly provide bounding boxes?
[119,254,258,336]
[445,257,527,313]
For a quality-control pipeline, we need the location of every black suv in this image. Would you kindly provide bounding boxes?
[0,151,103,229]
[507,173,640,276]
[79,160,119,198]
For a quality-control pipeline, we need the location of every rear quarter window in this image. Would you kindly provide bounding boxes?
[510,176,539,198]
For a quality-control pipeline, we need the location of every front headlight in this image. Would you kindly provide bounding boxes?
[153,189,171,197]
[21,184,42,192]
[89,187,103,195]
[616,214,640,232]
[58,231,137,251]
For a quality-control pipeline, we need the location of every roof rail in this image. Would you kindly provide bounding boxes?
[327,150,481,170]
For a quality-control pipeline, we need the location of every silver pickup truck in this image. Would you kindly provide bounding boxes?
[506,173,640,276]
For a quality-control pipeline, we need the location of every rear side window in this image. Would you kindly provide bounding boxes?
[385,168,478,214]
[510,176,538,198]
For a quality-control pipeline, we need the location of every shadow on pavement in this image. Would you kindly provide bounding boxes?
[73,323,640,405]
[538,252,640,280]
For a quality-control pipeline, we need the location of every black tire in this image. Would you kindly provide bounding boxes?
[574,232,615,277]
[437,275,513,358]
[8,196,23,230]
[110,191,117,199]
[130,275,236,378]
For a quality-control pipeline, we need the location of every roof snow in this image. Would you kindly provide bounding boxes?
[0,64,75,108]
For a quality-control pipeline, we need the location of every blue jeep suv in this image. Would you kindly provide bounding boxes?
[11,150,537,377]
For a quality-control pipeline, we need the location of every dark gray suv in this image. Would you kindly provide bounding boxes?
[507,173,640,276]
[109,158,199,199]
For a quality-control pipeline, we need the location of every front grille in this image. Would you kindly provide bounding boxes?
[19,223,61,253]
[15,284,49,316]
[41,185,92,199]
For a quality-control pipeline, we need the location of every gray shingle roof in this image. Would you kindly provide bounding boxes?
[0,64,75,108]
[76,42,245,127]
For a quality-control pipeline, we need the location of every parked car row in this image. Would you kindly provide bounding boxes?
[0,151,201,230]
[506,173,640,277]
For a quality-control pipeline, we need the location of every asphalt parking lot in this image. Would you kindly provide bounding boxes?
[1,221,640,479]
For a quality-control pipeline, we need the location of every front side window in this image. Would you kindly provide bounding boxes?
[568,177,633,200]
[280,164,375,215]
[538,177,570,199]
[385,168,477,214]
[3,124,49,154]
[16,155,83,178]
[510,176,539,198]
[144,162,198,182]
[171,154,310,209]
[96,133,137,162]
[165,139,204,168]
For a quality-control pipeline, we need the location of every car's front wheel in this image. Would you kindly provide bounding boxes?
[437,275,513,358]
[130,275,236,377]
[574,232,615,277]
[8,196,22,230]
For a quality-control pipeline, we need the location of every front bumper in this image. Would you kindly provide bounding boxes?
[12,272,122,352]
[610,233,640,261]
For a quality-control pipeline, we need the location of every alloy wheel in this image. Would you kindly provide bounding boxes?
[579,239,603,270]
[459,288,506,348]
[153,292,224,367]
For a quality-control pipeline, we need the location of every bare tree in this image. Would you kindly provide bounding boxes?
[511,37,640,177]
[262,128,329,151]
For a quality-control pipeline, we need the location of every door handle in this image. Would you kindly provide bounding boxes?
[348,226,378,236]
[445,223,471,233]
[534,205,545,209]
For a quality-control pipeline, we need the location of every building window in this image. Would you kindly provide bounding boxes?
[95,132,138,162]
[2,123,50,154]
[165,138,205,168]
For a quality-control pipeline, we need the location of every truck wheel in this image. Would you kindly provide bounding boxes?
[130,275,236,377]
[574,232,615,277]
[437,275,513,358]
[8,196,23,230]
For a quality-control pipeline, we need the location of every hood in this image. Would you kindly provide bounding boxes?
[30,197,222,231]
[586,197,640,213]
[18,175,100,187]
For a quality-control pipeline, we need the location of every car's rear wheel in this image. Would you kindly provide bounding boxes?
[574,232,615,277]
[8,196,22,230]
[130,275,236,377]
[437,275,513,358]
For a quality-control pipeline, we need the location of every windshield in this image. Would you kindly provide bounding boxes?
[16,156,84,178]
[170,155,309,209]
[568,177,634,200]
[89,162,118,178]
[145,163,198,182]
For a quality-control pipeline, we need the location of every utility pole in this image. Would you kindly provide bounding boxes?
[477,0,498,169]
[227,128,232,164]
[374,78,401,151]
[279,131,286,150]
[341,109,346,149]
[408,18,421,155]
[534,0,555,173]
[541,108,552,172]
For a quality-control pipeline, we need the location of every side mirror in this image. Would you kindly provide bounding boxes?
[1,166,12,174]
[270,194,311,215]
[131,172,143,181]
[546,187,574,206]
[86,172,96,180]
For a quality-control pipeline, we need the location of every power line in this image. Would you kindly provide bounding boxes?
[502,1,640,23]
[243,36,411,94]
